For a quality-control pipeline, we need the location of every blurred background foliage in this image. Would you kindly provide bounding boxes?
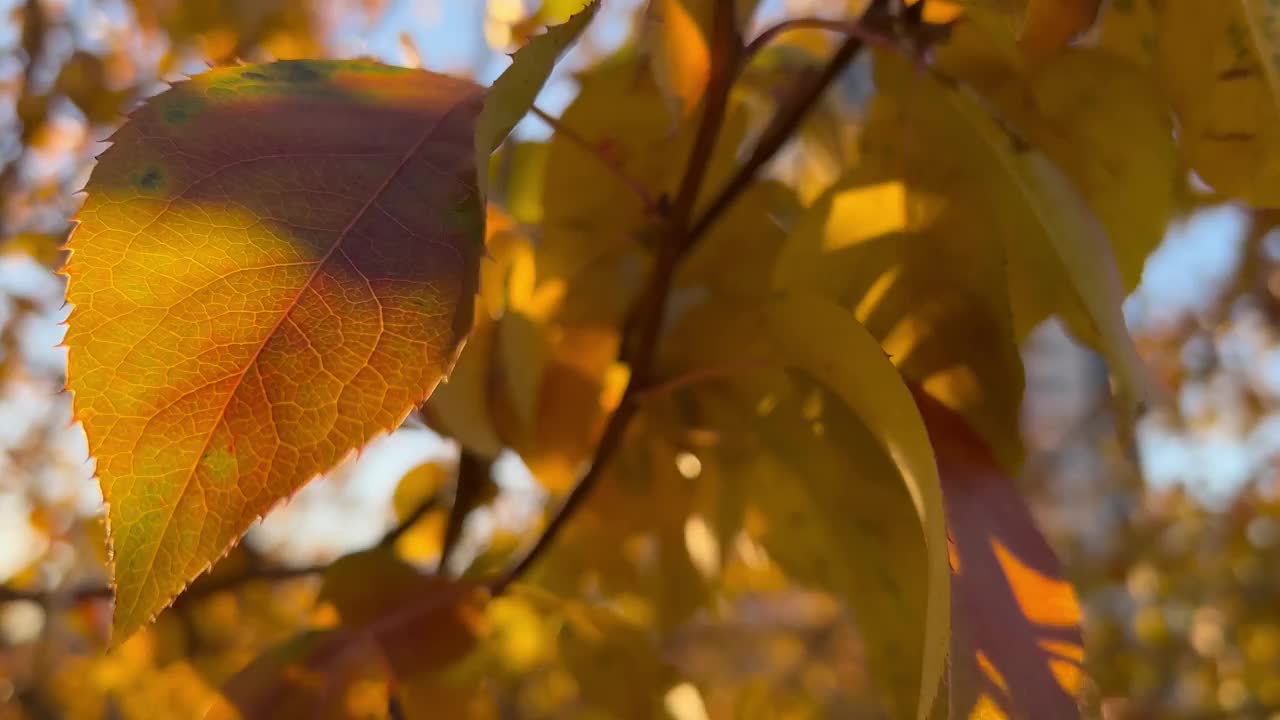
[0,0,1278,718]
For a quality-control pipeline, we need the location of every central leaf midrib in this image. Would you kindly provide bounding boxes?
[122,96,474,624]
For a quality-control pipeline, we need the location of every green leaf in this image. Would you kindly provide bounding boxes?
[474,0,600,196]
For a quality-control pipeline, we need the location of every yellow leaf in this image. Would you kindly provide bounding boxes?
[677,181,801,301]
[774,167,1023,470]
[1019,0,1102,61]
[937,16,1177,296]
[645,0,709,119]
[870,51,1152,419]
[1157,0,1280,206]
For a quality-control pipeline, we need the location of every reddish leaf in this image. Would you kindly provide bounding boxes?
[915,391,1084,720]
[64,60,486,640]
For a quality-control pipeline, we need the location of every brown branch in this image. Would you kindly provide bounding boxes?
[529,105,661,212]
[683,30,867,249]
[2,489,449,608]
[492,0,743,594]
[743,16,896,61]
[378,490,446,549]
[438,450,492,570]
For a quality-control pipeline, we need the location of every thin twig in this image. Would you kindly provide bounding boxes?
[636,359,778,402]
[3,490,448,607]
[379,491,446,549]
[493,0,743,594]
[529,105,661,212]
[743,16,896,61]
[684,30,867,249]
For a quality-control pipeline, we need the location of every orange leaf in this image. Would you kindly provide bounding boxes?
[64,60,486,641]
[916,391,1084,720]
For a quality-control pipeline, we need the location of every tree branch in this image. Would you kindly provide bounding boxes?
[492,0,743,594]
[683,31,866,249]
[438,450,492,570]
[3,489,449,608]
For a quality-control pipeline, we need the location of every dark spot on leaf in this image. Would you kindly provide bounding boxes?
[137,168,162,190]
[281,62,320,83]
[242,70,268,81]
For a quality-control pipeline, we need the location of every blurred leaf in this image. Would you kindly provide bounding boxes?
[1156,0,1280,206]
[1019,0,1102,61]
[869,51,1151,419]
[476,1,599,195]
[677,181,800,301]
[764,293,948,720]
[321,550,492,717]
[774,167,1023,470]
[206,631,390,720]
[539,56,744,295]
[130,0,319,64]
[937,14,1177,298]
[918,392,1084,720]
[65,60,486,640]
[529,411,710,628]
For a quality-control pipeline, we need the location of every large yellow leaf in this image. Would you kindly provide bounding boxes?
[870,52,1152,417]
[1157,0,1280,206]
[65,60,486,640]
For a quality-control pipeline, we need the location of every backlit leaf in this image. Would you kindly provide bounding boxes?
[917,392,1084,720]
[475,1,599,196]
[65,60,486,640]
[870,51,1151,418]
[774,168,1023,470]
[936,14,1177,297]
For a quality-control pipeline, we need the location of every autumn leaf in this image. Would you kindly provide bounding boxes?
[1156,0,1280,206]
[657,294,949,719]
[774,168,1023,471]
[916,391,1084,720]
[765,294,948,720]
[474,0,599,196]
[936,13,1177,297]
[320,550,492,718]
[205,631,392,720]
[1019,0,1102,61]
[65,60,486,640]
[869,51,1152,420]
